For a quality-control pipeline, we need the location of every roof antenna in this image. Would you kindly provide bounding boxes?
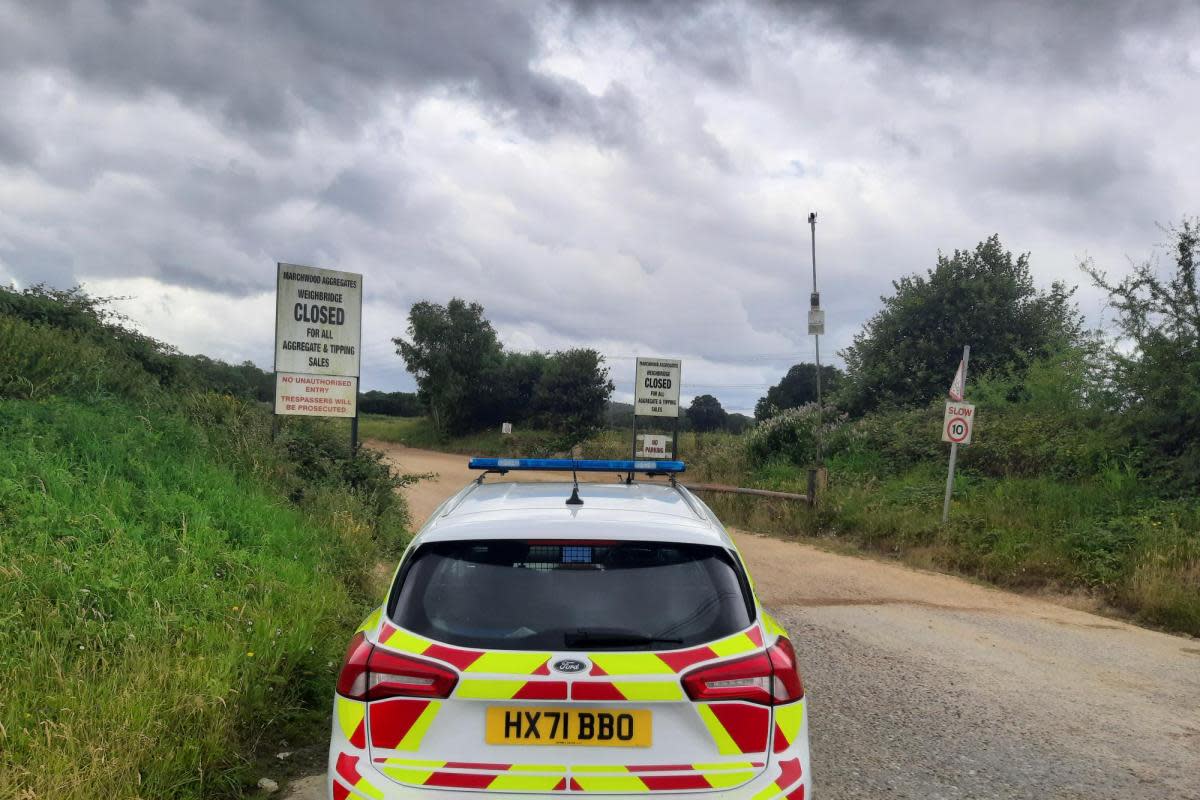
[566,467,584,506]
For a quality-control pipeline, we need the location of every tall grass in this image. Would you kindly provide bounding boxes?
[0,398,407,799]
[692,453,1200,635]
[0,299,411,798]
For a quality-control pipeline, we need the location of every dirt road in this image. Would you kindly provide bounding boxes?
[289,444,1200,800]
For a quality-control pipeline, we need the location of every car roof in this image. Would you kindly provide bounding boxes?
[413,480,732,548]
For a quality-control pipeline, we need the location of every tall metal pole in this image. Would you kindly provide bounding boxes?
[941,345,970,524]
[809,212,823,464]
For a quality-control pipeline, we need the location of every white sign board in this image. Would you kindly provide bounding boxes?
[274,263,362,378]
[808,308,825,336]
[275,373,357,418]
[942,401,975,445]
[501,422,513,435]
[634,357,681,418]
[637,433,671,459]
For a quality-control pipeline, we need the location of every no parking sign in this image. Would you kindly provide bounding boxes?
[941,402,975,445]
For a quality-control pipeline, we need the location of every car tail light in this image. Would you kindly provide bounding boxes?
[336,632,458,700]
[767,636,804,703]
[682,637,804,706]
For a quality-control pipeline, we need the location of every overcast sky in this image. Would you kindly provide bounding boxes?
[2,1,1198,413]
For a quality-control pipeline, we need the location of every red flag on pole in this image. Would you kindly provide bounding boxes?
[949,359,965,401]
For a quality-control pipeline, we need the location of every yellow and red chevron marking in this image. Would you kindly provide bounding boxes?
[456,678,569,700]
[355,607,383,635]
[367,698,442,751]
[374,621,764,678]
[748,757,804,800]
[335,696,367,748]
[377,621,552,674]
[587,625,764,677]
[570,679,684,701]
[760,609,787,640]
[573,762,763,790]
[333,753,385,800]
[568,766,759,792]
[772,701,804,753]
[696,702,771,755]
[374,758,568,792]
[371,759,768,793]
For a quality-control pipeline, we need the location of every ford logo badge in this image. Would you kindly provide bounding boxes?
[552,658,588,674]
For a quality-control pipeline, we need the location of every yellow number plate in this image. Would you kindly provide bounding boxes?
[485,707,651,747]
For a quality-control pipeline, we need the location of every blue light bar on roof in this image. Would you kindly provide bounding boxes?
[467,457,686,474]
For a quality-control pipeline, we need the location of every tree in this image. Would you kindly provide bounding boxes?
[687,394,728,432]
[394,299,502,434]
[531,348,614,437]
[478,351,547,428]
[839,235,1082,414]
[357,390,424,416]
[754,363,844,420]
[726,412,753,434]
[1084,218,1200,487]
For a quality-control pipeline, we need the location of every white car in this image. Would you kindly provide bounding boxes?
[328,459,811,799]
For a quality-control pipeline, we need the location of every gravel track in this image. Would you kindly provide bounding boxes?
[286,444,1200,800]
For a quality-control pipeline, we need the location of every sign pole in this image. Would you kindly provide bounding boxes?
[808,212,823,465]
[941,345,970,524]
[631,413,639,462]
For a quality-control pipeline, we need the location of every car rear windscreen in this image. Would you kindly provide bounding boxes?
[389,540,754,651]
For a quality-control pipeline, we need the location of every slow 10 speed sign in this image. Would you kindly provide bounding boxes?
[942,402,975,445]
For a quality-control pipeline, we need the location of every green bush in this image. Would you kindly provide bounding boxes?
[0,316,161,402]
[745,404,849,467]
[834,404,942,475]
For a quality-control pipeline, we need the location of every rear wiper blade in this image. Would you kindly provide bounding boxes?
[564,629,683,648]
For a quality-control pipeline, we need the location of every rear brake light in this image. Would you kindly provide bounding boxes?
[767,636,804,703]
[336,631,458,700]
[682,637,804,706]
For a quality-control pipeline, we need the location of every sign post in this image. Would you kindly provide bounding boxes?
[273,262,364,451]
[941,345,972,524]
[807,212,824,466]
[631,357,682,468]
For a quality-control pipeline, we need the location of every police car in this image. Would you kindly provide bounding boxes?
[328,459,810,799]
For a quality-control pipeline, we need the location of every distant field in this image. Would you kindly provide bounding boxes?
[359,414,629,457]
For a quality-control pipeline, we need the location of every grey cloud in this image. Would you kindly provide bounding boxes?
[0,0,638,147]
[570,0,753,87]
[0,238,76,289]
[320,167,402,224]
[793,0,1199,85]
[0,117,37,165]
[992,137,1147,199]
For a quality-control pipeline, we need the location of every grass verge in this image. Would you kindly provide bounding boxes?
[0,397,408,799]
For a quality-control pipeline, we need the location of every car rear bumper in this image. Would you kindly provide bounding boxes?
[327,714,811,800]
[331,769,810,800]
